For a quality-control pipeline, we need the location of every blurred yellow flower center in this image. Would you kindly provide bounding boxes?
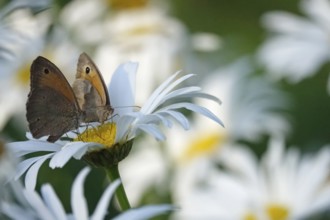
[15,63,30,86]
[243,213,257,220]
[74,123,116,148]
[243,204,289,220]
[266,203,289,220]
[180,132,226,163]
[107,0,148,10]
[126,25,160,37]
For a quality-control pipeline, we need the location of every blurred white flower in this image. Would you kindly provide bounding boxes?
[173,138,330,219]
[196,58,291,142]
[1,167,174,220]
[96,5,189,105]
[61,0,189,104]
[258,0,330,86]
[0,2,50,131]
[10,61,223,190]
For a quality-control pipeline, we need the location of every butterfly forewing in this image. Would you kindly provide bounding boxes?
[27,56,81,142]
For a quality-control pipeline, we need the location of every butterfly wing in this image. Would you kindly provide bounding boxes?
[26,56,81,142]
[73,52,113,123]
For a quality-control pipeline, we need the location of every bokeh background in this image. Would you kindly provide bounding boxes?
[1,0,330,219]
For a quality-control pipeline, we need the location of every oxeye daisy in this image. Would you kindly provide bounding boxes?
[10,61,223,210]
[0,167,174,220]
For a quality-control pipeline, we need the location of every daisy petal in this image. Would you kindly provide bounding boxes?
[115,115,137,142]
[1,203,30,220]
[162,86,201,102]
[15,154,53,180]
[8,141,61,157]
[162,102,224,126]
[25,154,53,190]
[141,71,181,113]
[40,184,67,220]
[159,110,190,130]
[113,205,175,220]
[22,189,56,220]
[143,73,195,114]
[49,142,101,169]
[109,62,138,115]
[71,167,90,220]
[91,180,120,220]
[136,124,166,141]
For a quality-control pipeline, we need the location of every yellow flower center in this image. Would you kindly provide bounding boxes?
[15,63,30,86]
[180,132,226,163]
[107,0,148,10]
[266,203,290,220]
[74,123,116,148]
[243,204,290,220]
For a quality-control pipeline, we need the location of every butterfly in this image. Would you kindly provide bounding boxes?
[26,53,113,142]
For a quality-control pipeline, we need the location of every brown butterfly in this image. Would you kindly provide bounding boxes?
[72,52,113,123]
[26,53,113,142]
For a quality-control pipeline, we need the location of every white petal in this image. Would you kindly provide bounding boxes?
[8,141,61,157]
[23,189,56,220]
[71,167,90,220]
[90,180,121,220]
[141,71,182,113]
[136,124,166,141]
[109,62,138,116]
[25,154,54,191]
[113,205,174,220]
[158,110,190,130]
[49,142,102,168]
[40,184,67,220]
[161,102,224,127]
[161,86,201,102]
[142,73,195,114]
[115,115,137,142]
[15,155,49,180]
[167,90,222,106]
[1,203,31,220]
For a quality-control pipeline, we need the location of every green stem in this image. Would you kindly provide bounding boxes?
[105,164,131,211]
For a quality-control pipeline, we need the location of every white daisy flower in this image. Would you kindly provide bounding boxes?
[1,167,174,220]
[258,0,330,86]
[173,138,330,219]
[10,61,223,190]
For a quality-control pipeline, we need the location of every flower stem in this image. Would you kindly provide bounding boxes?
[105,164,131,211]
